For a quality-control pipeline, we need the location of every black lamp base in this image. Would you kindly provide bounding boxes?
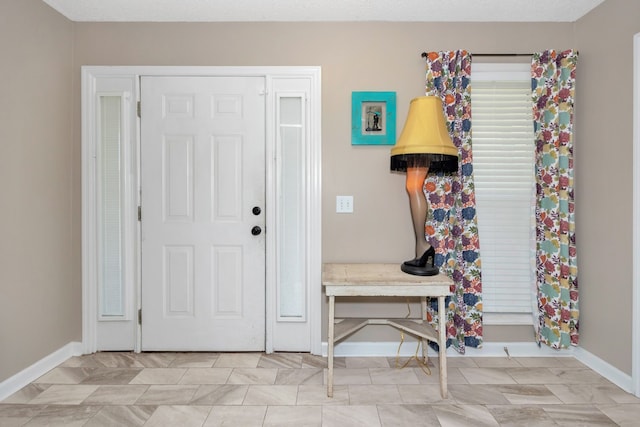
[401,262,440,276]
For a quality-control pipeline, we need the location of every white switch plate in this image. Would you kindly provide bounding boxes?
[336,196,353,213]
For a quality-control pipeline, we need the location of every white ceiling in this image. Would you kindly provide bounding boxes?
[42,0,606,23]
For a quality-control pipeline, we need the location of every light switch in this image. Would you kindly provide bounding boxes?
[336,196,353,213]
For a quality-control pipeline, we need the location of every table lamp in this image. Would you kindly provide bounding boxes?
[390,96,459,276]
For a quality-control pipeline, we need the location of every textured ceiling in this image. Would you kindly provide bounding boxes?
[42,0,606,22]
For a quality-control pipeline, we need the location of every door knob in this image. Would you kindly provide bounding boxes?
[251,226,262,236]
[252,206,261,215]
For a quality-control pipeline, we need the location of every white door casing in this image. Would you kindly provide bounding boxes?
[632,32,640,397]
[140,76,266,351]
[81,66,322,355]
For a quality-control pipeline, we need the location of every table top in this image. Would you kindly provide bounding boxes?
[322,263,453,297]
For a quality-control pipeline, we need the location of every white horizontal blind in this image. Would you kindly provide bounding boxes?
[471,64,535,318]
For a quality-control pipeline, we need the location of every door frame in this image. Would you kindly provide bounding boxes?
[633,32,640,397]
[81,66,322,355]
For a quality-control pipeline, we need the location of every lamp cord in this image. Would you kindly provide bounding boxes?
[394,299,432,376]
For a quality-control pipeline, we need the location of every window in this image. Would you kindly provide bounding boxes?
[276,94,306,321]
[98,95,125,317]
[471,63,536,325]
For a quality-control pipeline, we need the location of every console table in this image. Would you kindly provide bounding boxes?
[323,263,453,398]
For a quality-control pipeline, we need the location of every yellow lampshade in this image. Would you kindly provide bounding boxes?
[392,96,458,157]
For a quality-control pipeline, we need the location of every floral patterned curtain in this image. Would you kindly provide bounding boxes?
[531,49,579,349]
[424,50,483,353]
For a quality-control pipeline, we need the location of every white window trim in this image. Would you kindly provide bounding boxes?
[484,313,533,326]
[632,32,640,397]
[472,63,531,81]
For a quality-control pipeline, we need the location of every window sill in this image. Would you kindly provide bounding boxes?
[484,313,533,326]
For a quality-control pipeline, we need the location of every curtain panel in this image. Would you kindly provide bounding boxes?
[424,50,483,353]
[531,49,579,349]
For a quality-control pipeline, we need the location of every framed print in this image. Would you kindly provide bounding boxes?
[351,91,396,145]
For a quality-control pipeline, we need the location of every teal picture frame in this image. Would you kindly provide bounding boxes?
[351,91,396,145]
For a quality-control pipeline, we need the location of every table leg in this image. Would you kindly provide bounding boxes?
[420,297,428,364]
[327,295,335,398]
[438,295,447,398]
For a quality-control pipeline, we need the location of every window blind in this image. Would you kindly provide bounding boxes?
[471,67,536,317]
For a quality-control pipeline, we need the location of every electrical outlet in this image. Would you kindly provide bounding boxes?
[336,195,353,213]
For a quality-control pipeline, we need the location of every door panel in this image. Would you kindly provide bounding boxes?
[141,76,266,351]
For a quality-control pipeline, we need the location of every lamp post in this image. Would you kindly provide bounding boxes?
[391,96,459,276]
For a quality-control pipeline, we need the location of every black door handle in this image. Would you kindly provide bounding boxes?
[251,226,262,236]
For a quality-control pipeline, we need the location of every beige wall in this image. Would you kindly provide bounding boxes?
[72,21,573,261]
[574,0,640,375]
[0,0,76,382]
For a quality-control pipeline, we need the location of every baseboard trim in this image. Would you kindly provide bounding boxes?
[573,347,635,394]
[322,340,634,394]
[321,340,575,358]
[0,342,83,401]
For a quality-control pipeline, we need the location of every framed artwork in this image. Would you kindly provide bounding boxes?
[351,91,397,145]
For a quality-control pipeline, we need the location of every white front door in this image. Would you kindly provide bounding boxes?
[140,76,266,351]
